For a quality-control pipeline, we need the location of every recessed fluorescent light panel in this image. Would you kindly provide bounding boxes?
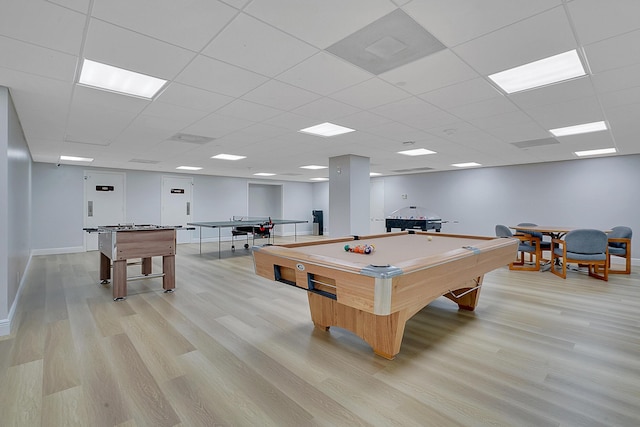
[299,122,355,137]
[574,148,617,157]
[310,177,329,181]
[488,50,586,94]
[550,121,607,137]
[300,165,328,170]
[397,148,436,156]
[78,59,167,99]
[370,172,382,176]
[211,154,246,161]
[452,162,481,168]
[176,166,202,171]
[59,155,93,162]
[254,172,276,176]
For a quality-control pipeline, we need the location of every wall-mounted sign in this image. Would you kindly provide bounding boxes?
[171,188,185,194]
[96,185,114,191]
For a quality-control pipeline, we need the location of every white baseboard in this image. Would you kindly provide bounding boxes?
[0,254,33,337]
[31,246,84,256]
[0,318,10,337]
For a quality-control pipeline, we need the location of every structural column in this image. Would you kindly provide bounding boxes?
[329,155,370,237]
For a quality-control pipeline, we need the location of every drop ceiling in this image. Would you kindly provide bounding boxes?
[2,0,639,182]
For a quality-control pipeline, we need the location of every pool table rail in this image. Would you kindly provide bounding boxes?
[252,231,518,359]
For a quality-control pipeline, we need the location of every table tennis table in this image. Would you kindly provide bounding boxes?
[188,217,308,257]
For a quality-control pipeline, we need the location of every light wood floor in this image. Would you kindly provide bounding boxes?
[1,236,639,427]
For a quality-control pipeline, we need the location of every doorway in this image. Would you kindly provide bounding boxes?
[84,171,126,251]
[161,176,194,244]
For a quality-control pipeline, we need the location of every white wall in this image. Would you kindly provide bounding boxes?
[29,154,640,257]
[0,87,32,335]
[382,155,640,255]
[31,166,315,252]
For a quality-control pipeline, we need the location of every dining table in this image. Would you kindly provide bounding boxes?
[510,225,611,239]
[510,225,612,270]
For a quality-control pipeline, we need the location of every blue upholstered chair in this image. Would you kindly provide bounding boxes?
[516,222,552,262]
[551,229,608,281]
[495,224,541,271]
[607,226,632,274]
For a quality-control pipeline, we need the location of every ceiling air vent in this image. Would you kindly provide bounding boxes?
[511,138,559,149]
[129,158,160,164]
[169,133,215,144]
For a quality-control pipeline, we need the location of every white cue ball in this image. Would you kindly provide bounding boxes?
[427,236,432,241]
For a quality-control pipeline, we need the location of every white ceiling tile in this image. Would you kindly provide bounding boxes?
[156,83,234,112]
[0,37,77,82]
[150,140,202,158]
[7,77,72,140]
[176,55,268,97]
[276,52,372,95]
[508,77,594,110]
[584,29,640,74]
[553,131,616,151]
[330,78,410,109]
[291,98,361,122]
[599,86,640,110]
[202,13,317,77]
[405,0,561,47]
[419,78,502,110]
[216,99,284,122]
[83,19,195,80]
[453,6,577,75]
[5,1,640,180]
[261,112,319,132]
[339,111,393,130]
[383,52,478,95]
[244,0,396,48]
[111,119,175,149]
[91,0,238,51]
[468,110,535,132]
[0,1,86,54]
[526,97,604,129]
[141,101,211,129]
[568,0,640,45]
[448,97,519,121]
[591,63,640,94]
[242,80,321,110]
[218,0,250,8]
[365,121,434,143]
[483,120,551,143]
[372,96,439,121]
[183,113,254,138]
[47,0,91,13]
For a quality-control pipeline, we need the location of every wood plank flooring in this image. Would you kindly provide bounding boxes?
[1,236,639,426]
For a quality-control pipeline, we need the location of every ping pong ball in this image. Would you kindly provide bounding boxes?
[427,236,432,241]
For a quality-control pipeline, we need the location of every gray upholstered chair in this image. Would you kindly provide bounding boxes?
[606,226,632,274]
[495,224,541,271]
[516,222,552,262]
[551,229,608,281]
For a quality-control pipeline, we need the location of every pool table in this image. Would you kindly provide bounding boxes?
[253,231,518,359]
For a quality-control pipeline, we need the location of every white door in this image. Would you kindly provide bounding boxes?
[84,171,126,251]
[370,179,386,234]
[161,176,193,244]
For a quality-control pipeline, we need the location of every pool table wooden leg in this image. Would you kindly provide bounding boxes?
[307,292,409,360]
[443,276,483,311]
